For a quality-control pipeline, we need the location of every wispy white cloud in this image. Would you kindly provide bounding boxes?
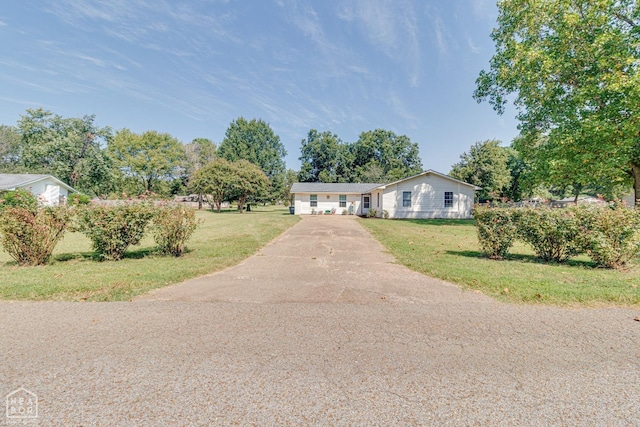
[337,0,421,87]
[0,20,7,27]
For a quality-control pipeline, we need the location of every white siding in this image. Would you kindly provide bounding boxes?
[383,174,475,219]
[18,178,70,206]
[294,193,361,215]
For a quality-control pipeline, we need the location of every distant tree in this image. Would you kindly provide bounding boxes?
[299,130,345,182]
[449,140,511,201]
[109,129,185,193]
[231,160,270,213]
[474,0,640,205]
[218,117,286,202]
[183,137,217,208]
[351,129,422,182]
[16,108,117,195]
[0,125,21,172]
[282,169,298,206]
[190,158,237,212]
[184,138,217,173]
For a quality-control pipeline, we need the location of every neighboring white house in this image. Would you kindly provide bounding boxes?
[0,174,77,206]
[291,170,480,219]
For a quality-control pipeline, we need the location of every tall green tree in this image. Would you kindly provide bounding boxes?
[183,137,217,207]
[475,0,640,205]
[299,130,349,182]
[218,117,286,201]
[190,158,237,212]
[109,129,185,193]
[16,108,117,195]
[352,129,422,182]
[231,160,270,213]
[449,140,512,201]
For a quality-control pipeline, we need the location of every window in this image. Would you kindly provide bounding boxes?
[402,191,411,207]
[310,194,317,207]
[363,196,370,209]
[339,195,346,208]
[444,191,454,207]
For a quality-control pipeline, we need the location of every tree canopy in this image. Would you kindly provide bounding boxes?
[298,128,422,183]
[449,140,511,201]
[218,117,286,201]
[15,108,117,195]
[475,0,640,205]
[109,129,185,193]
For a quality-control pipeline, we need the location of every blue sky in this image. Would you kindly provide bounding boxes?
[0,0,519,172]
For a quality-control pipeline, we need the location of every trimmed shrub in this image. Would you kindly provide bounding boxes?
[74,203,154,261]
[473,207,518,259]
[0,189,38,213]
[366,208,378,218]
[575,204,640,268]
[382,210,390,219]
[68,193,92,205]
[516,207,581,263]
[0,206,72,265]
[152,205,201,257]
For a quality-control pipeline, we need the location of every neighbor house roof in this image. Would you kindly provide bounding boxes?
[0,174,77,192]
[372,170,482,191]
[290,182,383,194]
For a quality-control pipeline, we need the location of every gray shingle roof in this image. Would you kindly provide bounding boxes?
[0,174,53,190]
[290,182,384,194]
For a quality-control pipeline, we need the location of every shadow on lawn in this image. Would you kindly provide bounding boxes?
[54,247,159,262]
[446,249,597,268]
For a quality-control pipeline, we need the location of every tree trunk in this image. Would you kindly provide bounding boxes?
[632,162,640,206]
[198,193,203,210]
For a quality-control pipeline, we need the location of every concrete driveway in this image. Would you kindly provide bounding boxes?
[1,216,639,426]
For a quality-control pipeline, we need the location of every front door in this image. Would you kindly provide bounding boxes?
[362,195,370,215]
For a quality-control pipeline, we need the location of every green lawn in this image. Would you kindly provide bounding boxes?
[0,206,299,301]
[358,218,640,307]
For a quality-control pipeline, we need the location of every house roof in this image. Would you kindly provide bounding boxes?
[290,182,383,194]
[290,171,480,194]
[372,170,482,190]
[0,174,77,192]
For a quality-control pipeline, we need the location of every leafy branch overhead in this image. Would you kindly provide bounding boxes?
[475,0,640,205]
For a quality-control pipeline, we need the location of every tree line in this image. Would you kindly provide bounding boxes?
[0,108,425,208]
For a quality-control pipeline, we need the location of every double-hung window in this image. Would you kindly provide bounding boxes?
[339,195,346,208]
[310,194,317,207]
[444,191,454,208]
[402,191,411,207]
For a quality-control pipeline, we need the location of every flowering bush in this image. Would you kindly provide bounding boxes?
[0,206,71,265]
[473,207,518,259]
[152,205,201,257]
[516,207,581,262]
[74,203,154,261]
[575,204,640,268]
[0,189,38,213]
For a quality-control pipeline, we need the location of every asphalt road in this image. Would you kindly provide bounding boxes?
[1,216,639,426]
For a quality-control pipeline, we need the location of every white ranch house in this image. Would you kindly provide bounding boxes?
[291,170,480,219]
[0,174,77,206]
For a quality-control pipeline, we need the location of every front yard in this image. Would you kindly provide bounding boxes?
[358,218,640,306]
[0,207,299,301]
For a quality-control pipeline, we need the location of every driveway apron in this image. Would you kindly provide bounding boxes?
[1,216,638,425]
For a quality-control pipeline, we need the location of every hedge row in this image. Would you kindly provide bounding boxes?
[473,204,640,268]
[0,192,200,265]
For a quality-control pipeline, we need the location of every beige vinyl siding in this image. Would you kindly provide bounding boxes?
[294,193,363,215]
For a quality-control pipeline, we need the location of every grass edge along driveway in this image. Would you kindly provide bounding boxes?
[0,207,300,301]
[358,218,640,307]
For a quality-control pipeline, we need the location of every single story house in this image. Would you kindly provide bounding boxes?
[0,174,77,206]
[291,170,480,219]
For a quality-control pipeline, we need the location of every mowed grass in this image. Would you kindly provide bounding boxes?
[0,206,299,301]
[358,218,640,307]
